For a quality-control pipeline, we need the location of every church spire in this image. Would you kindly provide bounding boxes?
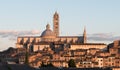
[83,26,87,43]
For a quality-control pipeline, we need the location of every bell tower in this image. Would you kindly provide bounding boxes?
[53,11,59,36]
[83,26,87,43]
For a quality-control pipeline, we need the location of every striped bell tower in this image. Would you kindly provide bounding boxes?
[53,11,59,37]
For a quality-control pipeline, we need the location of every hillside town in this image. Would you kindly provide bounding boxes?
[0,12,120,70]
[0,40,120,68]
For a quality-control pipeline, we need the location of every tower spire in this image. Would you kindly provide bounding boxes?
[83,26,87,43]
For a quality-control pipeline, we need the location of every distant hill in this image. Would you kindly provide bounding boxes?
[0,47,16,53]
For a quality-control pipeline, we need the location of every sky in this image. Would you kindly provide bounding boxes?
[0,0,120,51]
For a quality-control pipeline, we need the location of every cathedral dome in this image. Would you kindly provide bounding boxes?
[41,24,56,38]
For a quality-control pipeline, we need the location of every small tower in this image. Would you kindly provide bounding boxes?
[83,26,87,43]
[46,23,50,30]
[53,11,59,36]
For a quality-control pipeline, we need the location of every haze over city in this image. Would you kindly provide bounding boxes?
[0,0,120,51]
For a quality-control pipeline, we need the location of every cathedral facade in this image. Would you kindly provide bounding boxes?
[16,12,106,52]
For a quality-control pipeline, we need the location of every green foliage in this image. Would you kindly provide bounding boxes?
[24,51,29,65]
[7,65,12,70]
[40,62,45,67]
[68,59,76,67]
[40,62,54,67]
[0,58,2,62]
[48,63,54,67]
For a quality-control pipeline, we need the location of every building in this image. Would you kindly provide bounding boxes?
[16,12,106,52]
[1,11,119,68]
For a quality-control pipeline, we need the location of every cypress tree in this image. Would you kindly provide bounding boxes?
[68,59,76,67]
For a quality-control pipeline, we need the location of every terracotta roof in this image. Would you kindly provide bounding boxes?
[71,43,106,45]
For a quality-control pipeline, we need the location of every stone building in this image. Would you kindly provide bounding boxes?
[16,12,106,52]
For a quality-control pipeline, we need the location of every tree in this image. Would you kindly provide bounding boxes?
[40,62,46,67]
[47,63,54,67]
[7,65,12,70]
[24,50,29,65]
[0,58,2,62]
[40,62,54,67]
[68,59,76,67]
[24,43,29,65]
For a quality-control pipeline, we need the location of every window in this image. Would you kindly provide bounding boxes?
[112,63,114,65]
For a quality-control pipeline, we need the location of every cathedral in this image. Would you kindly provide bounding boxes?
[16,12,106,52]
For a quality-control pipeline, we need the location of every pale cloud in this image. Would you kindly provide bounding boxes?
[0,31,120,42]
[0,30,40,41]
[88,33,120,41]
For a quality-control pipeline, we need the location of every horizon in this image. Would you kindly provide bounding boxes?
[0,0,120,51]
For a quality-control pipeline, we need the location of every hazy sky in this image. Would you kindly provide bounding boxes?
[0,0,120,51]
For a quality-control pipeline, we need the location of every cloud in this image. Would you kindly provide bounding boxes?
[0,30,120,42]
[88,33,120,41]
[0,30,40,41]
